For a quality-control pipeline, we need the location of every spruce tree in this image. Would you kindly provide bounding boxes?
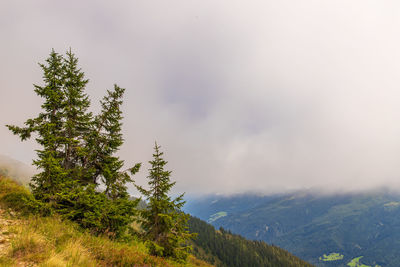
[7,50,67,203]
[135,143,195,261]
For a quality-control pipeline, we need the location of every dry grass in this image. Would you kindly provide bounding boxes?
[10,230,48,262]
[2,214,211,267]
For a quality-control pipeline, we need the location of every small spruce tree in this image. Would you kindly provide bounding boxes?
[135,142,196,261]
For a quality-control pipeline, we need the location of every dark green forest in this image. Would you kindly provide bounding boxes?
[188,216,313,267]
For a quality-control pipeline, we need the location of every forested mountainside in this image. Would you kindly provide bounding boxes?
[186,192,400,267]
[188,216,313,267]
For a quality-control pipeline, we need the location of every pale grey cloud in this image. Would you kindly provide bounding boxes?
[2,1,400,195]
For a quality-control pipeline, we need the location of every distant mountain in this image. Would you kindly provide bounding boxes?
[185,191,400,267]
[0,154,35,185]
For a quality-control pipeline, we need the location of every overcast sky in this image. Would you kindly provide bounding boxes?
[2,1,400,195]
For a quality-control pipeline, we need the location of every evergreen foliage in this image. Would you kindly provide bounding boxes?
[188,216,313,267]
[6,49,140,237]
[135,143,196,261]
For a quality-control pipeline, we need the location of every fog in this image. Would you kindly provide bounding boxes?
[2,1,400,195]
[0,154,35,185]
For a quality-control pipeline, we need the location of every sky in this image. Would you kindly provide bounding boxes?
[2,1,400,195]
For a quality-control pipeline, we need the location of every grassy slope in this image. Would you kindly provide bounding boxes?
[0,176,211,267]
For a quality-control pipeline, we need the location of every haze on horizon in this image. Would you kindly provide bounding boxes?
[2,1,400,195]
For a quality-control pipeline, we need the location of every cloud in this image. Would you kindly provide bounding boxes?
[2,1,400,195]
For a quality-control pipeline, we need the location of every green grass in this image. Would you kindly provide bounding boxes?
[207,212,227,223]
[319,252,344,261]
[346,256,382,267]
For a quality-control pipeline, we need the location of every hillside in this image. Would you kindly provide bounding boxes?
[185,192,400,267]
[188,216,313,267]
[0,175,211,267]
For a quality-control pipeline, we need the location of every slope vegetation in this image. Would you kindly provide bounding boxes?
[0,176,210,267]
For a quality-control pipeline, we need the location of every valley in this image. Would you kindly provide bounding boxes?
[185,191,400,266]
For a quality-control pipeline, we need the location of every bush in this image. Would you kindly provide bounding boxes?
[54,182,139,238]
[0,177,43,215]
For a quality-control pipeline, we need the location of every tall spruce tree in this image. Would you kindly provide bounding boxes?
[7,49,140,236]
[135,143,195,261]
[7,50,67,203]
[61,49,92,181]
